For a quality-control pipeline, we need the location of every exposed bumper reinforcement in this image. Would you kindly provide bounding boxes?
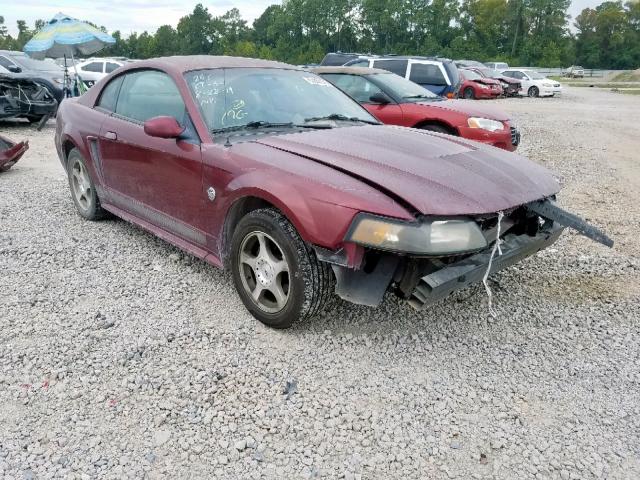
[409,225,564,310]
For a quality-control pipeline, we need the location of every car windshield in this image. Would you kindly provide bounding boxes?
[186,68,378,132]
[529,71,546,80]
[462,70,482,80]
[371,72,441,101]
[10,54,61,72]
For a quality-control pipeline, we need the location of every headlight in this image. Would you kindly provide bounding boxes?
[345,214,487,255]
[479,84,489,89]
[467,117,505,132]
[542,83,552,87]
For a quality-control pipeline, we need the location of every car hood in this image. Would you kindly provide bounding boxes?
[256,125,559,216]
[417,99,510,122]
[473,78,500,86]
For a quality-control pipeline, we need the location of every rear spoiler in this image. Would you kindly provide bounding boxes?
[527,199,613,248]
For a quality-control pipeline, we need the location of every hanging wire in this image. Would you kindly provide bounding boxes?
[482,211,504,317]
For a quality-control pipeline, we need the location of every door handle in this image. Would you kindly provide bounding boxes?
[104,131,117,140]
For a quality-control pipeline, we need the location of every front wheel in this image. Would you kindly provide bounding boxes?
[463,87,475,99]
[419,124,451,134]
[528,86,539,98]
[67,148,108,220]
[230,208,333,328]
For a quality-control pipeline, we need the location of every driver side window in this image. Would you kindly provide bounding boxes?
[323,74,383,104]
[115,70,186,123]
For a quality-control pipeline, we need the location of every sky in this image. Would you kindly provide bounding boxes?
[1,0,606,37]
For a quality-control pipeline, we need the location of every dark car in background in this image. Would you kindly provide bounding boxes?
[0,50,67,104]
[320,52,371,66]
[458,69,503,99]
[0,74,58,123]
[314,66,520,151]
[455,59,486,69]
[341,55,461,98]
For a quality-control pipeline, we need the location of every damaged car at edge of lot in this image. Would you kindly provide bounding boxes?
[1,74,58,123]
[55,56,612,328]
[0,134,28,172]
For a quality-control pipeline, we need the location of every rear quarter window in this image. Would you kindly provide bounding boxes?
[372,59,408,77]
[105,62,121,73]
[409,63,447,86]
[82,62,104,73]
[96,75,124,112]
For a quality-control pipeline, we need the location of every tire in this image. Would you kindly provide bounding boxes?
[25,115,44,124]
[230,208,333,328]
[419,124,451,135]
[463,87,475,99]
[66,148,108,221]
[528,86,539,98]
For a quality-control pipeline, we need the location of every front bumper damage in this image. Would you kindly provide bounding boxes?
[408,223,563,309]
[0,75,58,121]
[319,199,613,310]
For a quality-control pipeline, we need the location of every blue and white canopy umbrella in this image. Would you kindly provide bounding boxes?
[23,13,115,95]
[24,13,115,60]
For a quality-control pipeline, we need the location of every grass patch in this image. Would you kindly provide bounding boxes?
[611,70,640,82]
[564,82,639,88]
[618,89,640,96]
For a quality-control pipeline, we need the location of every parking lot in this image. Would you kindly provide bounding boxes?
[1,86,639,479]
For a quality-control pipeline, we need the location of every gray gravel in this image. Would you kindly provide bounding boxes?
[1,87,639,479]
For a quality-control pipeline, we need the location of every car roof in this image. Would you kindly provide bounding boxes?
[311,66,390,75]
[0,50,27,56]
[119,55,299,74]
[367,55,453,62]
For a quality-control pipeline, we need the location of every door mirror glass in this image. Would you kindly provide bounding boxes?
[369,91,392,104]
[144,116,185,139]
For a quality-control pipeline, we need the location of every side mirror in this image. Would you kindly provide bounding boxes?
[369,92,392,104]
[143,116,185,139]
[7,65,21,73]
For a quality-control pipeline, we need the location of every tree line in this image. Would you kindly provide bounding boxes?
[1,1,638,70]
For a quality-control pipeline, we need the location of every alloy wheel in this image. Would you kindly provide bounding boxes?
[71,159,93,212]
[238,231,290,313]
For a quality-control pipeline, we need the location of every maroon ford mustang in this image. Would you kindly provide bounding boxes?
[55,56,611,328]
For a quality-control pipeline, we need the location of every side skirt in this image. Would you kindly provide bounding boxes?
[100,201,223,269]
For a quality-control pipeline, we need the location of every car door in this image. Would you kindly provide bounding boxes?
[97,69,207,243]
[321,73,404,125]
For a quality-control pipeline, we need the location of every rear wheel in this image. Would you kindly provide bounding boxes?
[230,208,333,328]
[67,148,108,220]
[463,87,475,99]
[528,86,539,98]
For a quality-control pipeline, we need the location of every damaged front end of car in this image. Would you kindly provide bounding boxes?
[316,199,613,309]
[0,134,29,172]
[0,75,58,123]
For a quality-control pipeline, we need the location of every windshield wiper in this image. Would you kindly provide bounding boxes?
[212,121,294,134]
[212,120,335,134]
[304,113,380,125]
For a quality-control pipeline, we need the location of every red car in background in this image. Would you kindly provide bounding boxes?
[314,67,520,151]
[465,66,522,97]
[458,69,503,99]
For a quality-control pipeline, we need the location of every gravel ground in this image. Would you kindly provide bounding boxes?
[1,87,639,480]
